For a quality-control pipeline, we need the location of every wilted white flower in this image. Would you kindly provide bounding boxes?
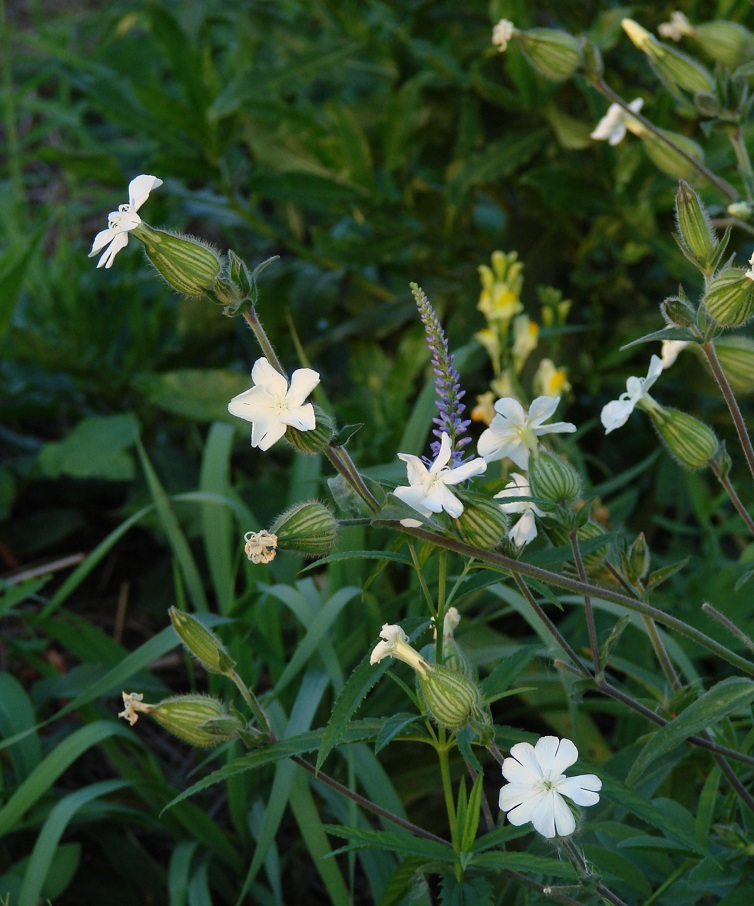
[494,473,544,547]
[590,98,644,146]
[661,340,689,369]
[118,691,153,726]
[601,355,663,434]
[228,357,319,451]
[243,530,278,564]
[492,19,515,52]
[658,11,694,41]
[499,736,602,838]
[89,174,163,268]
[394,432,487,523]
[478,396,576,469]
[370,624,429,677]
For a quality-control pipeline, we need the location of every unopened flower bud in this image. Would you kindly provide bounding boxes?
[713,336,754,394]
[627,532,651,583]
[528,451,582,510]
[285,405,335,454]
[133,224,223,297]
[704,268,754,328]
[270,500,338,556]
[650,407,718,469]
[622,18,714,94]
[454,492,509,549]
[661,295,696,328]
[418,664,487,732]
[640,129,705,179]
[150,694,241,747]
[516,28,585,81]
[675,180,716,267]
[727,202,751,220]
[691,21,753,67]
[169,607,235,675]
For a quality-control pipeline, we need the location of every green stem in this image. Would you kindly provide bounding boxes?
[407,540,437,619]
[701,342,754,481]
[228,669,271,733]
[590,79,738,201]
[569,530,601,676]
[241,306,286,376]
[437,734,458,850]
[702,602,754,653]
[728,127,754,202]
[560,838,629,906]
[709,457,754,537]
[436,549,447,663]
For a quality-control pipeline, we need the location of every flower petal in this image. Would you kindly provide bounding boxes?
[527,395,560,427]
[508,510,538,546]
[429,433,453,473]
[393,485,433,518]
[250,357,288,395]
[441,457,487,486]
[284,402,316,432]
[287,367,321,406]
[503,742,543,783]
[528,791,559,838]
[535,736,578,774]
[492,397,526,425]
[557,774,602,807]
[97,232,129,268]
[227,385,270,422]
[500,783,548,826]
[432,484,464,518]
[601,398,635,434]
[397,452,429,487]
[254,417,287,451]
[89,227,118,256]
[534,420,576,436]
[128,174,163,212]
[550,791,576,837]
[644,354,664,391]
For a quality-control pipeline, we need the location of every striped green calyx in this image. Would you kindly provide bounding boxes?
[133,223,222,297]
[169,607,235,675]
[528,451,582,511]
[150,694,242,748]
[285,405,335,454]
[270,500,338,556]
[418,663,487,733]
[704,269,754,328]
[455,491,508,549]
[650,407,718,469]
[516,28,585,81]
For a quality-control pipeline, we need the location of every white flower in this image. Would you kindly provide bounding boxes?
[499,736,602,839]
[243,530,278,564]
[658,11,693,41]
[118,691,153,726]
[601,355,663,434]
[494,473,544,547]
[89,174,163,268]
[492,19,515,52]
[370,624,429,677]
[478,396,576,469]
[394,432,487,522]
[228,357,320,451]
[746,252,754,282]
[661,340,689,369]
[590,97,644,146]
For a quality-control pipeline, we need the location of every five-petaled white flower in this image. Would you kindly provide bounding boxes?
[499,736,602,839]
[590,98,644,146]
[393,432,487,523]
[477,396,576,469]
[494,473,544,547]
[228,357,320,451]
[492,19,515,52]
[601,355,663,434]
[89,174,163,269]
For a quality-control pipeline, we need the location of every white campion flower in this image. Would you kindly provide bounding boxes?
[658,11,694,41]
[370,624,429,677]
[661,339,689,369]
[499,736,602,839]
[89,174,163,269]
[601,355,663,434]
[394,432,487,523]
[228,357,320,451]
[590,97,644,146]
[477,396,576,469]
[494,473,544,547]
[492,19,515,52]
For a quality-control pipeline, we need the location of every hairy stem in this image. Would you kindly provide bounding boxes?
[709,457,754,537]
[701,342,754,481]
[570,530,601,676]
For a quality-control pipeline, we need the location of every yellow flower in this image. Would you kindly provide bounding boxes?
[534,359,571,397]
[512,316,539,369]
[472,391,496,425]
[477,252,524,324]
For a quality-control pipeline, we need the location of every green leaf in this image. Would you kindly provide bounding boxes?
[460,773,483,853]
[37,413,139,481]
[620,326,697,351]
[0,230,43,338]
[133,369,252,423]
[470,851,578,879]
[480,646,537,702]
[325,825,454,863]
[447,132,547,207]
[626,677,754,785]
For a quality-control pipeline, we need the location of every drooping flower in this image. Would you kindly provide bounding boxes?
[590,97,644,146]
[492,19,515,52]
[601,355,663,434]
[89,175,163,268]
[658,11,694,42]
[478,396,576,469]
[660,339,689,369]
[228,357,320,451]
[243,530,278,564]
[499,736,602,839]
[370,624,430,677]
[394,432,487,523]
[118,691,154,726]
[494,473,544,547]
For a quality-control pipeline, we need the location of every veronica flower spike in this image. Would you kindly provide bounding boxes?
[601,355,663,434]
[499,736,602,839]
[89,174,163,269]
[478,396,576,469]
[228,357,320,451]
[394,432,486,521]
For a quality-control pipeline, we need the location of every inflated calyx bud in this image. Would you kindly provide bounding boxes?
[132,224,222,297]
[639,129,705,179]
[421,607,475,680]
[528,451,582,510]
[650,407,718,469]
[118,691,241,747]
[270,500,338,556]
[626,532,651,583]
[675,181,716,268]
[622,18,715,94]
[169,607,235,675]
[418,664,488,733]
[285,405,335,454]
[661,295,696,328]
[712,336,754,394]
[454,491,509,549]
[704,268,754,328]
[516,28,585,81]
[691,21,753,67]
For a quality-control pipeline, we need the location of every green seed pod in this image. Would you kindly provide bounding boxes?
[528,451,582,511]
[285,405,335,454]
[151,695,241,748]
[692,21,753,67]
[704,268,754,328]
[517,28,585,81]
[455,491,509,549]
[675,181,716,268]
[133,224,222,297]
[640,129,705,179]
[622,18,715,94]
[712,336,754,393]
[270,500,338,556]
[169,607,236,675]
[418,664,485,732]
[651,407,718,469]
